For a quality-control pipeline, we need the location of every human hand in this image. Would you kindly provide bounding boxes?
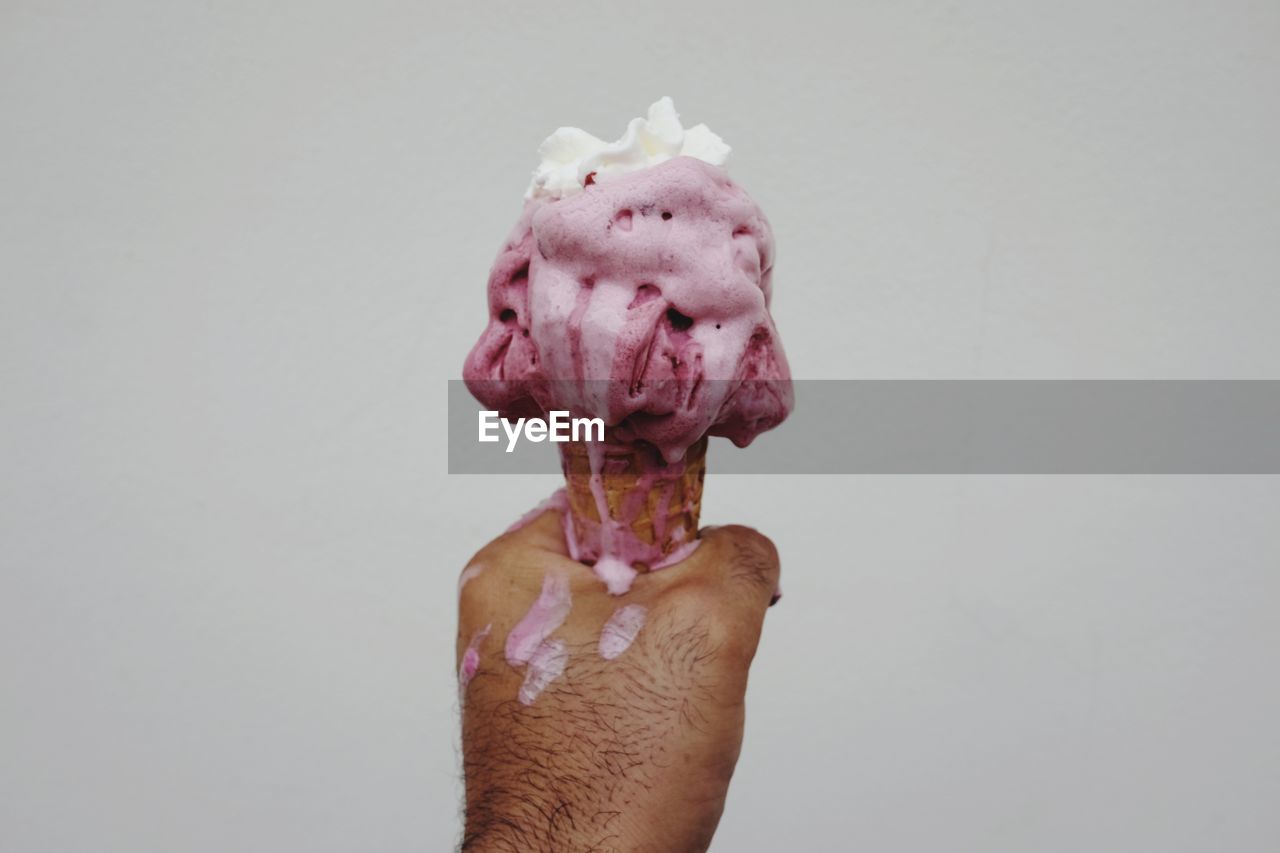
[456,507,780,852]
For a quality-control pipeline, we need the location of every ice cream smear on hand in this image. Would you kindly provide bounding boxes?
[465,98,792,594]
[505,572,572,666]
[598,604,648,660]
[458,624,491,691]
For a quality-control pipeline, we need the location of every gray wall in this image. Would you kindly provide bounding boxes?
[3,1,1278,850]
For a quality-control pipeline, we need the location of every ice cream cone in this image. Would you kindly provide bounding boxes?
[558,435,707,574]
[465,102,792,594]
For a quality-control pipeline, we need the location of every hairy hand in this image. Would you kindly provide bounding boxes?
[456,508,780,853]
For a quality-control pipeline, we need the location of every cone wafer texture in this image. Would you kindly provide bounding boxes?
[559,436,706,569]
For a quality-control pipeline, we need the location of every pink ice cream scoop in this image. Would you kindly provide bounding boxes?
[464,100,791,593]
[464,156,791,460]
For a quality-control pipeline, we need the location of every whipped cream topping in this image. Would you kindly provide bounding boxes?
[525,97,731,200]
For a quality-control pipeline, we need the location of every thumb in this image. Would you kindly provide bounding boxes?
[698,524,782,619]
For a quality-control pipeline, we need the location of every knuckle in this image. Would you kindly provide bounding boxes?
[719,526,780,591]
[661,578,762,655]
[456,551,505,607]
[661,578,723,619]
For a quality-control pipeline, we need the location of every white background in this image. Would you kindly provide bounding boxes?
[3,1,1279,850]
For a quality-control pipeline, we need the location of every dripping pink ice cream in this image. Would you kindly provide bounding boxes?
[463,99,791,592]
[464,155,790,461]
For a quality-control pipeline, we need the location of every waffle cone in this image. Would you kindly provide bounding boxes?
[558,435,707,570]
